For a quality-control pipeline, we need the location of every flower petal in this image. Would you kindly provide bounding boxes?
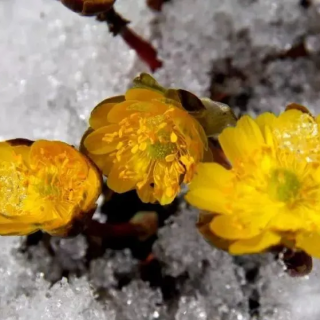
[189,162,233,189]
[229,232,281,254]
[197,211,234,251]
[186,163,233,213]
[84,125,120,155]
[88,153,113,175]
[29,140,87,170]
[269,208,303,232]
[89,96,124,129]
[296,233,320,258]
[137,183,156,203]
[277,109,303,126]
[255,112,277,130]
[80,162,102,212]
[125,87,164,101]
[0,217,36,235]
[107,100,167,123]
[219,116,264,165]
[210,214,267,240]
[107,164,137,193]
[0,142,15,162]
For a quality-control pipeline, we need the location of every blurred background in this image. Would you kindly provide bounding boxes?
[1,0,320,319]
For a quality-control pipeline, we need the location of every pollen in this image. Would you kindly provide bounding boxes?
[148,142,176,159]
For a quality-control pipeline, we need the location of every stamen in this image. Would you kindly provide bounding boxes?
[170,132,178,143]
[131,144,139,154]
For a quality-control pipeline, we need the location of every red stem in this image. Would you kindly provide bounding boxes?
[121,26,163,72]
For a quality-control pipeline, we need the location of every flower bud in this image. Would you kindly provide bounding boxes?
[60,0,115,16]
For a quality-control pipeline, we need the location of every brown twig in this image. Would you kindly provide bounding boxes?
[98,8,163,72]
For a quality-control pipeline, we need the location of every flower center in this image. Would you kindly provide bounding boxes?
[34,171,61,198]
[147,141,176,160]
[0,161,28,216]
[268,168,300,202]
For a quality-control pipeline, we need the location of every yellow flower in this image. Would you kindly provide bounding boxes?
[0,139,102,236]
[186,104,320,258]
[82,84,208,205]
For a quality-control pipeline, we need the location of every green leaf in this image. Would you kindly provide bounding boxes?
[132,73,166,94]
[191,98,237,138]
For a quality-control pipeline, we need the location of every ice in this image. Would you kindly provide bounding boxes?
[3,0,320,319]
[2,277,116,320]
[108,280,165,320]
[0,236,115,320]
[153,208,249,320]
[0,0,154,144]
[259,258,320,320]
[89,249,138,289]
[175,295,207,320]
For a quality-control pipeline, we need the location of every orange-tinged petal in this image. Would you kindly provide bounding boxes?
[229,232,281,254]
[107,100,168,123]
[90,103,118,129]
[106,100,138,123]
[0,142,15,162]
[0,218,37,236]
[12,145,30,164]
[89,95,125,129]
[81,164,102,212]
[107,164,137,193]
[0,139,102,237]
[29,140,87,170]
[157,191,177,206]
[84,125,120,155]
[125,87,164,101]
[88,153,113,175]
[137,183,156,203]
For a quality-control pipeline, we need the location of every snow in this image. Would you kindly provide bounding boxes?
[2,0,320,319]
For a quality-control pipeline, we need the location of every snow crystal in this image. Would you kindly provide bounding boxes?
[259,258,320,320]
[3,0,320,319]
[153,209,249,320]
